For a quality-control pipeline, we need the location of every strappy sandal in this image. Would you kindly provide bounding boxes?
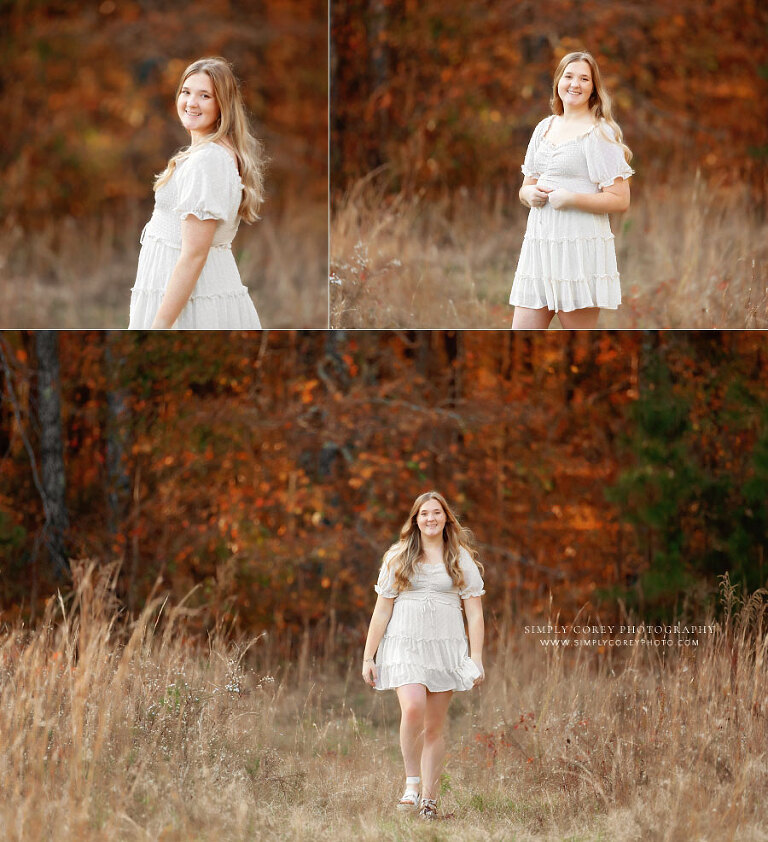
[397,776,421,811]
[419,797,438,820]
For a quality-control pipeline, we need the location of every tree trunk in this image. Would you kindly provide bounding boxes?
[443,331,461,409]
[35,331,69,579]
[403,330,430,378]
[103,332,133,602]
[366,0,395,169]
[104,333,131,538]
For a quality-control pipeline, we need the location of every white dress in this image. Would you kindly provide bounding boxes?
[129,142,261,329]
[374,547,485,693]
[509,115,634,313]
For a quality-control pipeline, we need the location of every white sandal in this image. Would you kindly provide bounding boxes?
[396,776,421,811]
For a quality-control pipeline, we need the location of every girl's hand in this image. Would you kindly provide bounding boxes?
[362,658,377,687]
[520,184,553,209]
[471,656,485,687]
[547,188,574,210]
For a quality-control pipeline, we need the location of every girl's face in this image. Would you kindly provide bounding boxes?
[416,499,447,540]
[177,72,220,138]
[557,60,594,112]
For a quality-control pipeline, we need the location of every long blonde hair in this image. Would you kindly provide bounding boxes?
[385,491,482,593]
[551,51,632,165]
[154,57,266,223]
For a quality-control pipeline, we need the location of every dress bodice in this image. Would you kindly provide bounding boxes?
[523,115,634,194]
[141,142,244,251]
[374,547,485,602]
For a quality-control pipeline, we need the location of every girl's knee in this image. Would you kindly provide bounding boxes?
[401,700,426,723]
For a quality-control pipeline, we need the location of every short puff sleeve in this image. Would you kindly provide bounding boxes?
[585,123,635,189]
[521,116,554,178]
[173,144,236,222]
[458,547,485,599]
[374,549,398,598]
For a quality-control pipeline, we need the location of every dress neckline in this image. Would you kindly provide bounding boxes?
[542,115,598,148]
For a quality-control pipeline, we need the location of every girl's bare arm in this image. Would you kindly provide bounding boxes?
[151,215,217,328]
[548,178,630,214]
[362,595,395,685]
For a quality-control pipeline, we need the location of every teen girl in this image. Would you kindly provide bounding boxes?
[509,51,634,329]
[362,491,485,820]
[129,57,265,329]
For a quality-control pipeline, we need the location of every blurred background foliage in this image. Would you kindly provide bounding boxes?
[1,331,767,649]
[0,0,327,327]
[332,0,768,201]
[3,0,327,220]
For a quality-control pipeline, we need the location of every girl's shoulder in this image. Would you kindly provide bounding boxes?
[593,118,622,143]
[180,141,234,167]
[213,141,239,165]
[187,141,235,164]
[382,543,401,567]
[532,114,556,135]
[184,142,242,185]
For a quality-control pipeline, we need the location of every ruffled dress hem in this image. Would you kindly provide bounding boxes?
[375,650,481,693]
[129,285,261,330]
[374,666,480,693]
[509,273,621,312]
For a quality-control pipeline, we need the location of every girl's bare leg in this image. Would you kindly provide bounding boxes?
[420,689,453,800]
[396,684,427,778]
[511,306,555,329]
[558,307,600,329]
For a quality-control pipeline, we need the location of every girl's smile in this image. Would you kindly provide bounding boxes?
[177,72,220,140]
[558,60,594,111]
[417,502,447,537]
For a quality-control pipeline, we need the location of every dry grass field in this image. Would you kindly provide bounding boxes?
[2,565,767,841]
[0,198,328,329]
[330,173,768,329]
